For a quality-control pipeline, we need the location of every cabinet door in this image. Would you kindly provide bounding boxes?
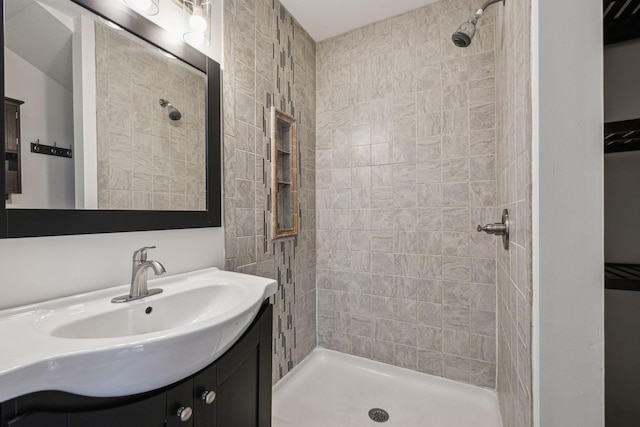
[193,362,217,427]
[4,102,19,152]
[215,304,272,427]
[257,305,273,427]
[68,393,165,427]
[5,171,19,194]
[4,99,22,194]
[166,380,194,427]
[216,346,259,427]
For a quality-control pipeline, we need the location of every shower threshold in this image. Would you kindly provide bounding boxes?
[272,348,502,427]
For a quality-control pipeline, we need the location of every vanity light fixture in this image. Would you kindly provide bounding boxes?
[183,0,211,47]
[123,0,160,16]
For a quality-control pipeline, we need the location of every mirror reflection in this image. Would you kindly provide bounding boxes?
[4,0,206,210]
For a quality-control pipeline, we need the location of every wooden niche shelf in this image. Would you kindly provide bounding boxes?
[270,107,298,240]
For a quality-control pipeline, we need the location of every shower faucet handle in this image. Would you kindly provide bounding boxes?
[477,209,510,250]
[477,223,507,234]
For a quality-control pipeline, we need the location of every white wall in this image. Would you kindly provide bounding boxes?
[0,9,225,310]
[604,39,640,123]
[4,47,75,209]
[0,228,224,309]
[73,15,98,209]
[533,0,604,425]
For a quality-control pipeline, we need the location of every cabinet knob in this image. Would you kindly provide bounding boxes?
[201,390,216,404]
[176,406,193,422]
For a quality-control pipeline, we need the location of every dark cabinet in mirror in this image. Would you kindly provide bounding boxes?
[0,0,221,237]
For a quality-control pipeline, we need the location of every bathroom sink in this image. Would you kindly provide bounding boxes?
[41,284,246,339]
[0,268,277,402]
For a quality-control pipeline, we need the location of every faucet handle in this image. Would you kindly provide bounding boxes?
[133,246,157,261]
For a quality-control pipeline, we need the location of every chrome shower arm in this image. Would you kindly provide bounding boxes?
[480,0,504,11]
[473,0,504,18]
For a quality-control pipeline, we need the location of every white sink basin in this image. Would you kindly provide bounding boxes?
[0,268,277,402]
[41,284,247,339]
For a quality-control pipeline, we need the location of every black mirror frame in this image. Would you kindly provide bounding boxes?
[0,0,221,238]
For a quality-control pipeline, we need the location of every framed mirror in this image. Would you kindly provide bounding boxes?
[0,0,221,238]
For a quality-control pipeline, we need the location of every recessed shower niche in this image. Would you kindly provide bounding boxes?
[270,107,298,240]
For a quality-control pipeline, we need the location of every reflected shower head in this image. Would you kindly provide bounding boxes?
[159,98,182,121]
[452,0,505,47]
[168,106,182,121]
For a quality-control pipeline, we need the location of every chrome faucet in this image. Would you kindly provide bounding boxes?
[112,246,166,303]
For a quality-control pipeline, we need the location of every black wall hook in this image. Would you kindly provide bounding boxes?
[30,140,73,158]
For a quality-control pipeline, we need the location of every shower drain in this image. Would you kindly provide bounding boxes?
[368,408,390,423]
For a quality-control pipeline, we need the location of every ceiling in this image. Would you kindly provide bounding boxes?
[5,0,74,91]
[281,0,640,44]
[279,0,439,41]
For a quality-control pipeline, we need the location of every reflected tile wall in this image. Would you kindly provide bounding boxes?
[222,0,317,384]
[316,0,497,388]
[95,23,206,210]
[495,0,533,426]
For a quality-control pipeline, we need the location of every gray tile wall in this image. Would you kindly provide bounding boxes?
[222,0,317,384]
[96,23,207,210]
[315,0,498,388]
[495,0,533,425]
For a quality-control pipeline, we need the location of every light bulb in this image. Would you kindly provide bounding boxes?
[189,6,207,33]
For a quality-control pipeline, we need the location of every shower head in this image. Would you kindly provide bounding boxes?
[168,105,182,121]
[452,0,504,47]
[159,98,182,121]
[452,17,478,48]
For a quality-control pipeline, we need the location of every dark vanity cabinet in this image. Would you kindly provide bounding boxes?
[0,303,273,427]
[4,97,23,196]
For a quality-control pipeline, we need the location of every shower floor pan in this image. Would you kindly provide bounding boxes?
[272,348,502,427]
